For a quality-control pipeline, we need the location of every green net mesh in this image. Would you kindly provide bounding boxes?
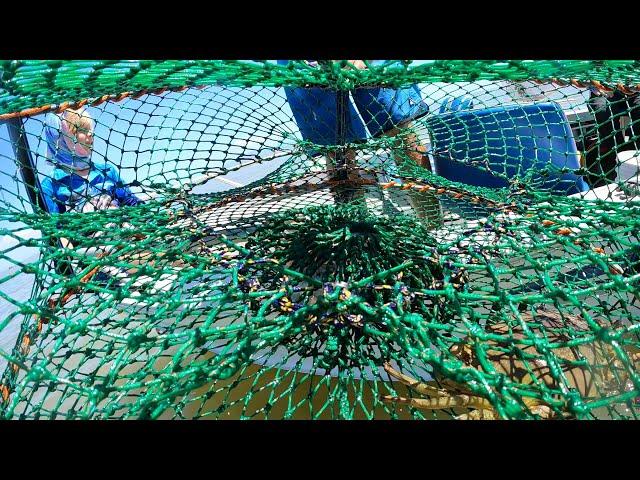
[0,60,639,419]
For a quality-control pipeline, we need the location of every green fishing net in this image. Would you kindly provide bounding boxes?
[0,60,639,419]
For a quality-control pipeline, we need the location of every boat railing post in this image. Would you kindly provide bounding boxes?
[4,117,72,275]
[5,117,48,212]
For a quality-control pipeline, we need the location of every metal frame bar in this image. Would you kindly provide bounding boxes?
[335,89,349,181]
[5,118,48,212]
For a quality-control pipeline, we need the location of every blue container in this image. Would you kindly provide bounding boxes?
[427,102,589,195]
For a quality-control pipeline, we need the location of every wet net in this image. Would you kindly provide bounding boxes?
[0,60,639,419]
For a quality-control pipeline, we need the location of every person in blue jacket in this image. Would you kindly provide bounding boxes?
[41,107,145,285]
[41,107,143,214]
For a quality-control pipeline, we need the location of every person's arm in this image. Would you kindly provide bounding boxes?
[40,175,77,251]
[40,176,60,214]
[330,60,368,70]
[346,60,367,70]
[104,164,144,206]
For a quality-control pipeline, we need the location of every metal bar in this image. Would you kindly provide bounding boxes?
[335,89,349,182]
[5,118,48,212]
[332,88,353,204]
[316,60,356,204]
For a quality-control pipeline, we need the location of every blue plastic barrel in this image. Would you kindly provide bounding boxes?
[427,102,589,195]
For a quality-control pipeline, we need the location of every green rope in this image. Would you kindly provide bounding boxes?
[0,60,639,419]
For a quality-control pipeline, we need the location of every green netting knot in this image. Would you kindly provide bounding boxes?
[127,329,153,350]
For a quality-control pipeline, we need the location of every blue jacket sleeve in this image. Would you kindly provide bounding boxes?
[105,165,144,206]
[40,176,60,214]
